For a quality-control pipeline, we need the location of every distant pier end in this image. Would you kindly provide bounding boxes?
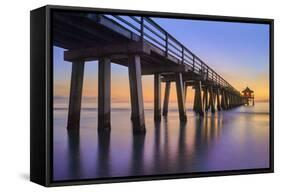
[242,87,255,106]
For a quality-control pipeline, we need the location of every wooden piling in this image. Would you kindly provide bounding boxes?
[67,60,85,130]
[207,89,211,111]
[154,73,161,121]
[229,94,233,108]
[128,55,146,134]
[175,73,187,121]
[193,85,197,112]
[162,81,171,116]
[203,87,208,111]
[216,88,221,111]
[209,86,215,113]
[194,81,204,116]
[225,91,229,109]
[98,58,111,133]
[221,89,226,110]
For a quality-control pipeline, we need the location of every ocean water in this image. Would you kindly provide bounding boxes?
[53,101,270,181]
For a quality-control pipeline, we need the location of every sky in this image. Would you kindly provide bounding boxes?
[53,15,270,104]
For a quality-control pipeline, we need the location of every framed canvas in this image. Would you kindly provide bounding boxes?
[30,5,274,187]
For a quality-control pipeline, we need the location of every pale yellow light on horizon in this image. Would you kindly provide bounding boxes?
[54,71,269,103]
[222,70,269,101]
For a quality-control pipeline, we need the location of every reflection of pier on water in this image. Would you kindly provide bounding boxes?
[65,114,224,178]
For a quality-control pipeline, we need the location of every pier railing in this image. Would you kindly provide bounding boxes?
[102,14,240,95]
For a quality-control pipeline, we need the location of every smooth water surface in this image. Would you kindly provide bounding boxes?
[53,102,269,181]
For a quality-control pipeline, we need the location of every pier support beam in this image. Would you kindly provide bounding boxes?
[154,73,161,121]
[229,94,233,108]
[203,87,208,111]
[193,86,197,111]
[193,81,204,116]
[128,55,146,134]
[67,60,85,130]
[98,58,111,133]
[175,73,187,122]
[216,89,221,111]
[225,92,229,109]
[221,90,227,110]
[207,89,211,111]
[209,86,215,113]
[162,81,171,116]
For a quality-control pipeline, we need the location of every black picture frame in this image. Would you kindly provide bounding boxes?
[30,5,274,187]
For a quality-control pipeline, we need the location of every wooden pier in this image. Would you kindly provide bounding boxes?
[53,12,245,134]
